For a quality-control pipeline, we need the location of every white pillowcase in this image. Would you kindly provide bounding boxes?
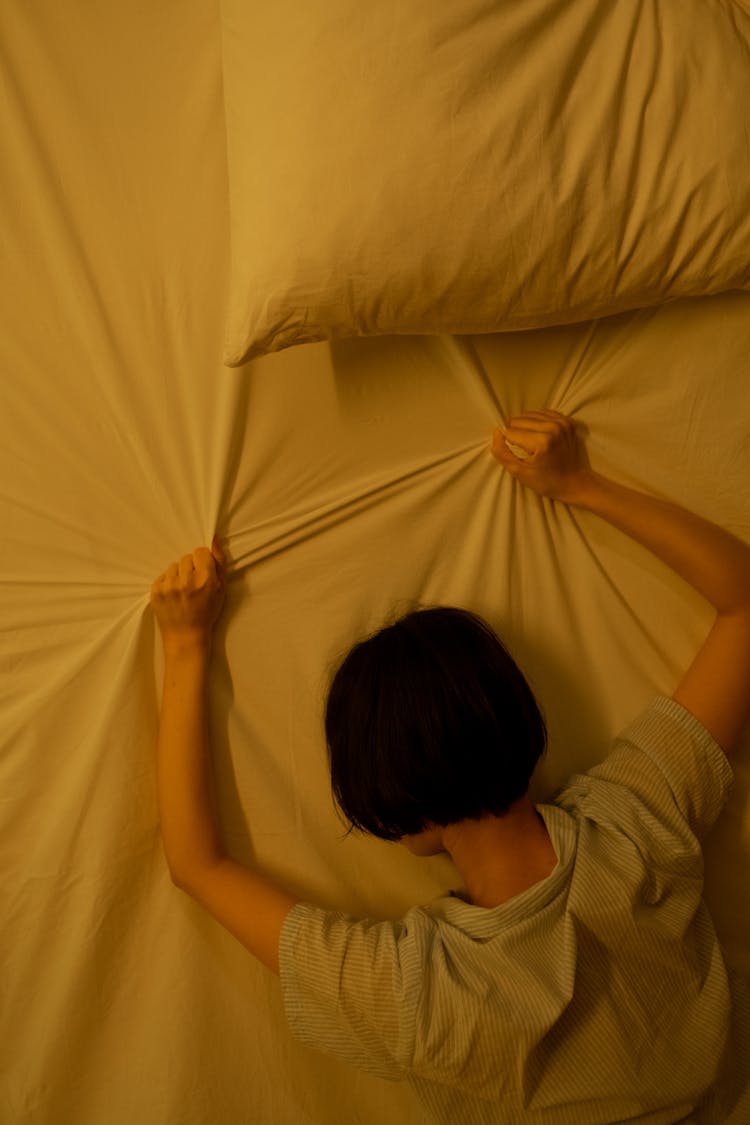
[220,0,750,365]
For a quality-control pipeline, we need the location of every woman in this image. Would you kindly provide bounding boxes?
[150,410,750,1123]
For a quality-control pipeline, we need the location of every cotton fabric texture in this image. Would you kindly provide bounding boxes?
[220,0,750,363]
[280,698,750,1124]
[4,1,750,1121]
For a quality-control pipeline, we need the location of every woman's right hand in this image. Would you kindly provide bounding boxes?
[490,410,591,503]
[151,536,227,652]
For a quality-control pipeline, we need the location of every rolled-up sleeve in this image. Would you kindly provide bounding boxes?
[279,901,432,1080]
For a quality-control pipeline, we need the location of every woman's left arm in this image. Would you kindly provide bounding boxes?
[151,539,299,974]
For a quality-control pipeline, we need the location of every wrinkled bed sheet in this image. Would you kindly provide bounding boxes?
[2,3,748,1124]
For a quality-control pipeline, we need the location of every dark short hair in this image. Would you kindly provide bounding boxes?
[324,607,546,840]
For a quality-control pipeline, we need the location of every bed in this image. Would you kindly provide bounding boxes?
[3,2,749,1123]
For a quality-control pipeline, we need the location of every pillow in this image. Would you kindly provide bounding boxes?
[220,0,750,365]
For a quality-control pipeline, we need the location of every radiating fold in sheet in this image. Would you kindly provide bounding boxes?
[2,2,749,1121]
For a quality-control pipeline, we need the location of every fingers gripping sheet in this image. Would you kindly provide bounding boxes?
[2,3,749,1125]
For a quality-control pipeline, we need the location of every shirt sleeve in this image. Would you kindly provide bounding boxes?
[278,901,432,1081]
[557,696,734,857]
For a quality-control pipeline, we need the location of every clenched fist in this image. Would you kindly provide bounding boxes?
[151,536,227,649]
[491,410,590,502]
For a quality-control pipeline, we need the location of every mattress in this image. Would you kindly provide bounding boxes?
[2,3,749,1124]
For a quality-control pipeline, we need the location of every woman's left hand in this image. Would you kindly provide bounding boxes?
[151,536,227,648]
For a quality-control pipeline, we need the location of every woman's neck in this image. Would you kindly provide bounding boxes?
[440,798,558,908]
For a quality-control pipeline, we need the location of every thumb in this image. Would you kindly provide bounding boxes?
[490,427,507,459]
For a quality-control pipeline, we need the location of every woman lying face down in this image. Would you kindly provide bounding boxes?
[150,409,750,1123]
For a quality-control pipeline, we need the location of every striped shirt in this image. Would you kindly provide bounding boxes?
[279,697,750,1123]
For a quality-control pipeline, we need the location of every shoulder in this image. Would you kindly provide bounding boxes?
[555,696,734,843]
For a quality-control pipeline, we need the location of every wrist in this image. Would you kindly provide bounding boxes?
[162,629,213,662]
[558,468,602,508]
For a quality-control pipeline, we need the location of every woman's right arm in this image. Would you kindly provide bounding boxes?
[492,410,750,757]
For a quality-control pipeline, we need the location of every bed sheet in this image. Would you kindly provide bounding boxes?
[2,3,749,1124]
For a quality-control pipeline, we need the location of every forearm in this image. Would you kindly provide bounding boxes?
[157,637,226,885]
[568,470,750,614]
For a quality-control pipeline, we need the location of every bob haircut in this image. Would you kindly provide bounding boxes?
[324,607,547,840]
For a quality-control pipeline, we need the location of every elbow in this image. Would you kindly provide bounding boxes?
[169,866,189,892]
[167,854,226,897]
[164,855,197,893]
